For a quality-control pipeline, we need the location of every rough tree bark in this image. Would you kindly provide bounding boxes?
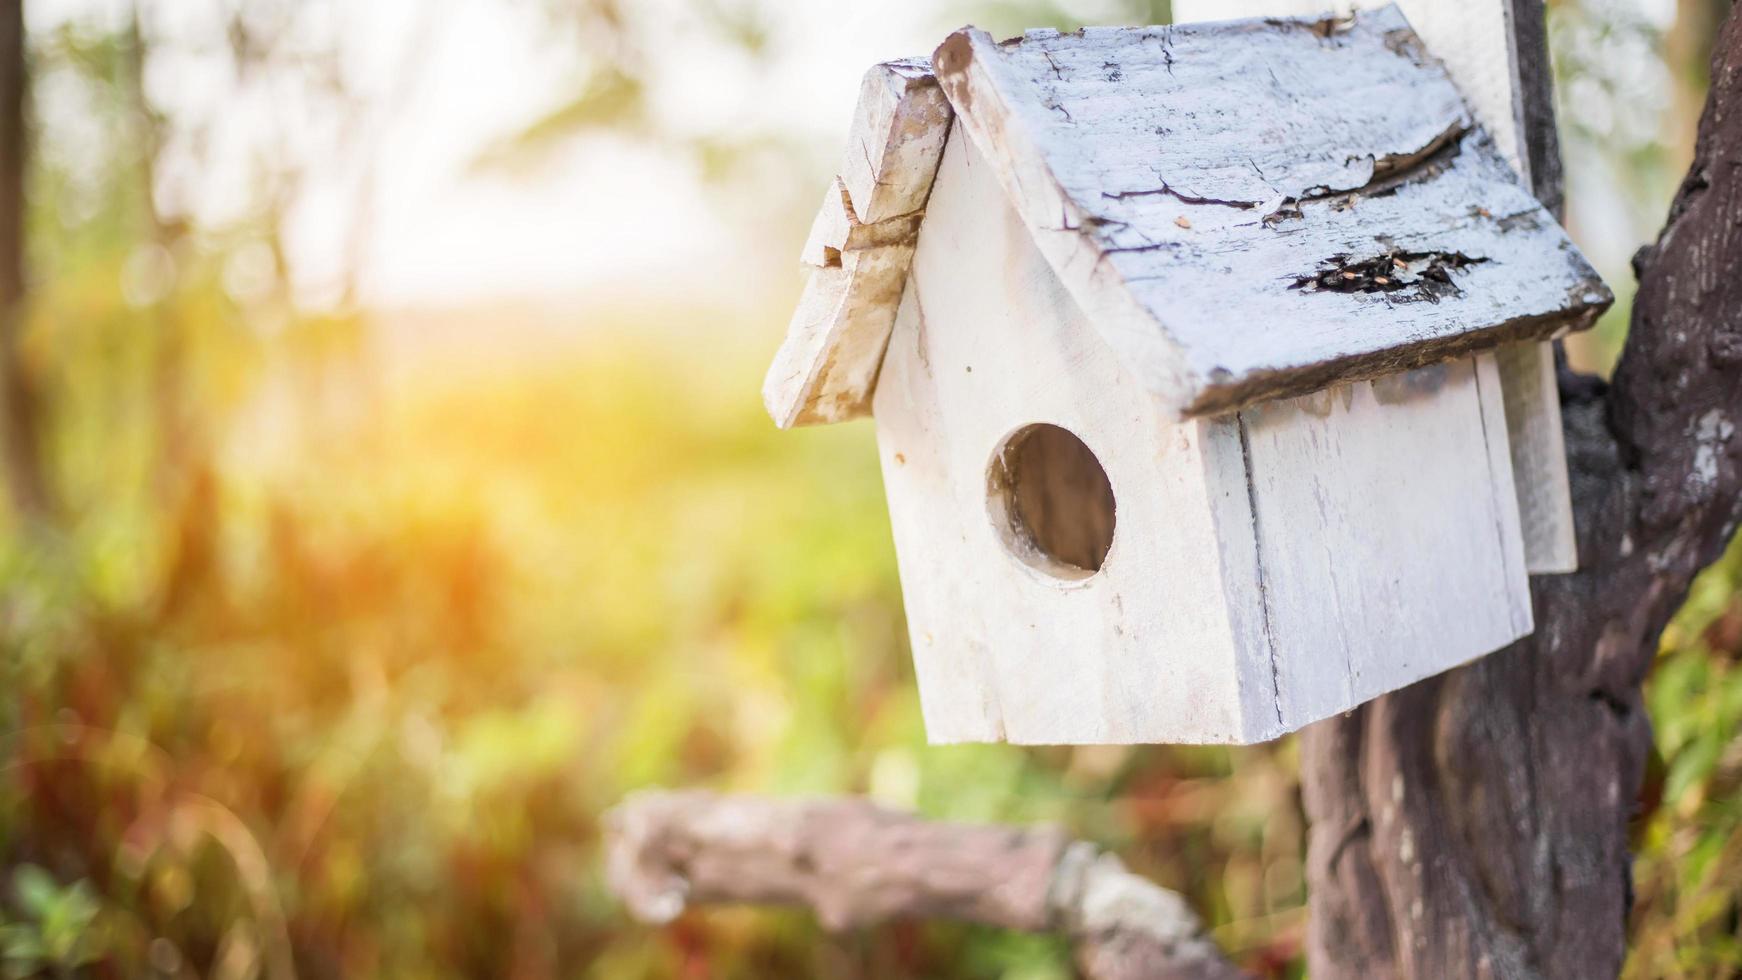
[1300,5,1742,977]
[0,0,48,519]
[607,7,1742,979]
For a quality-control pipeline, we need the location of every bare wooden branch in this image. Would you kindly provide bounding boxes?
[605,791,1249,980]
[1299,6,1742,976]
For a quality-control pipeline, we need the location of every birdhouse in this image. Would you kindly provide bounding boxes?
[763,8,1611,745]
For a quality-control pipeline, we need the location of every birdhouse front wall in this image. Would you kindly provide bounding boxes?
[873,128,1534,745]
[872,128,1266,744]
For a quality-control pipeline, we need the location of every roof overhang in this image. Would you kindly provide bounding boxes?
[765,6,1611,427]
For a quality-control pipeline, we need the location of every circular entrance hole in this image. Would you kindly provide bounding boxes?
[987,423,1116,579]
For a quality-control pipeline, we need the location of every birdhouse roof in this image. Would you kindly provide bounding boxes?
[764,5,1610,427]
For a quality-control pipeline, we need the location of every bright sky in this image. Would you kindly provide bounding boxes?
[33,0,975,310]
[27,0,1677,313]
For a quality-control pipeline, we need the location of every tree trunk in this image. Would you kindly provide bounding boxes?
[1300,5,1742,976]
[0,0,47,519]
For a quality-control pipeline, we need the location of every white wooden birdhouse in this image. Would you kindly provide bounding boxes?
[763,8,1610,745]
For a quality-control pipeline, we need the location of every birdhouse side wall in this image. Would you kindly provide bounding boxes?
[1229,357,1535,738]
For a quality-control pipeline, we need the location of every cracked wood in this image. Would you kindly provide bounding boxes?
[763,60,952,428]
[931,6,1609,418]
[874,126,1531,745]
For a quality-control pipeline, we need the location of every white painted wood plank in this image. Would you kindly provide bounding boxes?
[763,241,912,428]
[763,60,952,428]
[1383,0,1581,574]
[1196,414,1281,742]
[1497,340,1578,570]
[875,127,1256,744]
[931,11,1608,419]
[798,179,855,270]
[1173,0,1579,572]
[1174,0,1527,166]
[839,59,953,223]
[872,283,1007,739]
[1473,350,1533,612]
[1236,361,1533,730]
[799,178,925,269]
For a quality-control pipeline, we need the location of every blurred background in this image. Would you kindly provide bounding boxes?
[0,0,1736,976]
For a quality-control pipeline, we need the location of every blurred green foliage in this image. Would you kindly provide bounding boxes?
[0,311,1310,975]
[1,866,106,977]
[1632,536,1742,979]
[0,0,1736,978]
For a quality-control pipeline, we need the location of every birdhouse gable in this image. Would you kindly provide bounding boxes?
[765,6,1611,428]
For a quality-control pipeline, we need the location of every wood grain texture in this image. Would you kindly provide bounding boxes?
[605,791,1249,980]
[875,127,1259,744]
[1236,357,1532,729]
[931,8,1609,419]
[762,61,951,428]
[1495,337,1578,570]
[798,178,925,269]
[763,238,915,428]
[1170,0,1525,165]
[1171,0,1581,574]
[877,128,1531,745]
[839,59,953,224]
[1385,0,1580,574]
[1177,0,1579,573]
[1297,8,1742,976]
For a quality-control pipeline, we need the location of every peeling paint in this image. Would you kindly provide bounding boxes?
[1288,250,1488,303]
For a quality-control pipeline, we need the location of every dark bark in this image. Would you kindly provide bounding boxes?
[0,0,48,518]
[1511,0,1564,218]
[1300,5,1742,977]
